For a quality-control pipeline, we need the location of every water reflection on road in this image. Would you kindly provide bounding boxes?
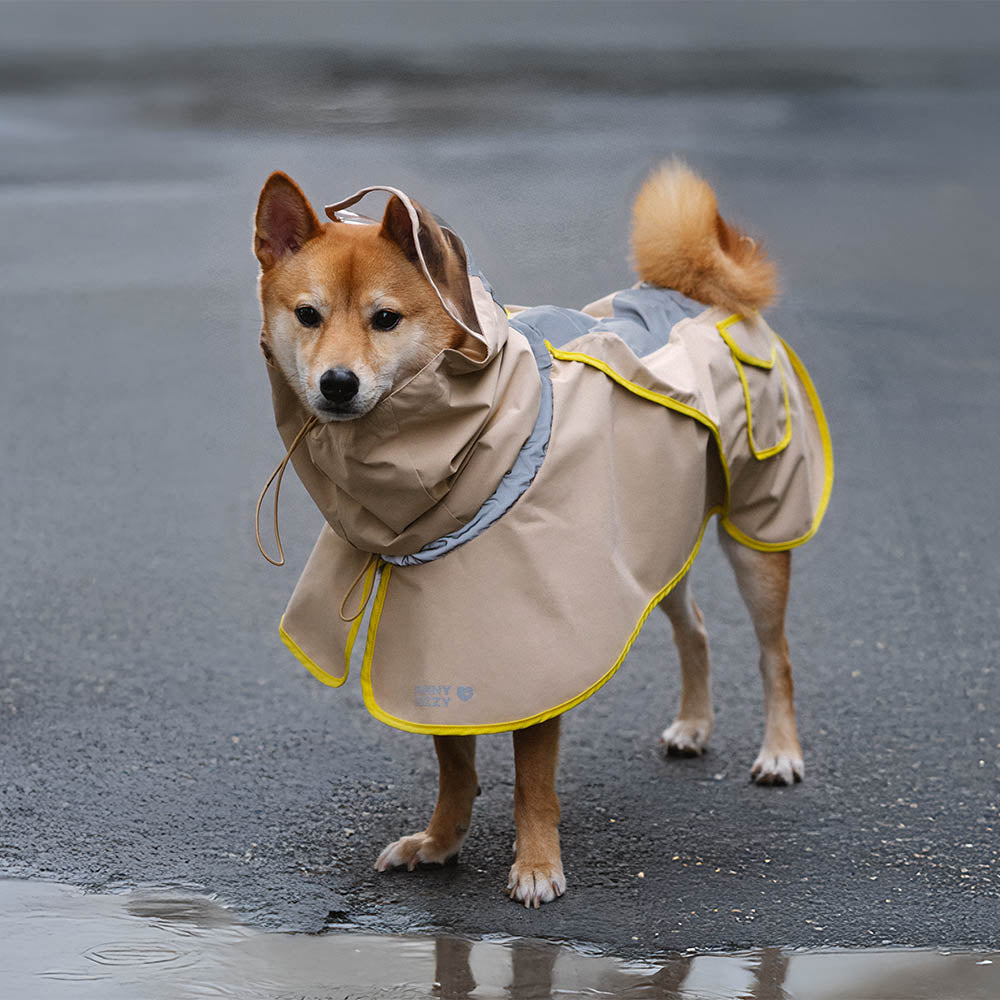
[2,880,996,999]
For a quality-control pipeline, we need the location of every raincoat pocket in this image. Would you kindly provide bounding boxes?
[717,313,791,460]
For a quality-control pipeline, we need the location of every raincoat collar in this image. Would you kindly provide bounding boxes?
[262,187,543,560]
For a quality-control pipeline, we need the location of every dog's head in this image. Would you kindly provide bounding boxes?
[253,173,483,421]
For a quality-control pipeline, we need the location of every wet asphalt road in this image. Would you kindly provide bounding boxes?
[2,1,1000,957]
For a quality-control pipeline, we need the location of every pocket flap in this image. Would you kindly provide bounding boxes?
[717,314,791,459]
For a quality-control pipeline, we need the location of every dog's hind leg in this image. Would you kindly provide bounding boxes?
[375,735,478,871]
[659,573,714,756]
[718,524,804,785]
[507,716,565,907]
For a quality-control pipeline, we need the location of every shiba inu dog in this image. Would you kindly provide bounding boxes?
[253,163,831,907]
[253,177,482,420]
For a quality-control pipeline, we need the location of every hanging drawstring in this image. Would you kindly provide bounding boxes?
[339,552,379,622]
[254,416,318,566]
[256,416,381,625]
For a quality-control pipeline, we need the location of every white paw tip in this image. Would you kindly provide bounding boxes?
[375,833,456,872]
[506,864,566,908]
[751,753,804,786]
[659,719,712,756]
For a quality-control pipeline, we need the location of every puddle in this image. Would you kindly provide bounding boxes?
[1,879,997,999]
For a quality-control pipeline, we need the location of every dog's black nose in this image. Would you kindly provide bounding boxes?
[319,367,360,404]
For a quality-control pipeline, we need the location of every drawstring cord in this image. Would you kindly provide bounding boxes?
[338,552,379,622]
[254,416,318,566]
[255,417,382,623]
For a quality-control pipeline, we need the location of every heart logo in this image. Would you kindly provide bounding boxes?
[457,686,475,702]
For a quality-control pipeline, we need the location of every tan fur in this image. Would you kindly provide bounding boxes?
[254,173,474,422]
[717,528,803,784]
[508,717,564,907]
[630,160,778,313]
[660,524,803,785]
[375,735,479,871]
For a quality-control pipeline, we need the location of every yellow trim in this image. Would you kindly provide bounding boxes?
[343,560,378,675]
[547,342,716,429]
[359,506,722,735]
[720,336,834,551]
[284,332,833,731]
[546,335,831,554]
[278,559,378,688]
[716,312,776,368]
[544,340,733,509]
[279,615,349,688]
[717,314,792,460]
[737,351,792,459]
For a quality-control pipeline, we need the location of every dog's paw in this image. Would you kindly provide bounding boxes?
[659,718,712,756]
[374,831,460,872]
[751,749,804,786]
[506,859,566,908]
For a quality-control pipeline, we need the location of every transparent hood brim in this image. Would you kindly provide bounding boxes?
[323,186,499,359]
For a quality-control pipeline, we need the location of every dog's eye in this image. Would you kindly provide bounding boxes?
[294,305,321,328]
[372,309,402,331]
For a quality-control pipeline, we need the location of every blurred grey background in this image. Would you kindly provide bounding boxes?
[2,0,999,952]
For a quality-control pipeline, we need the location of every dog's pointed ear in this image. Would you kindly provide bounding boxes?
[380,194,426,268]
[380,195,481,337]
[254,172,322,270]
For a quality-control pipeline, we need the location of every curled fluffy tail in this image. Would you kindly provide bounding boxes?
[630,160,777,313]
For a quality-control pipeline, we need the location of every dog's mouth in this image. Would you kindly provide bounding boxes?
[312,402,367,422]
[308,379,393,423]
[310,399,378,424]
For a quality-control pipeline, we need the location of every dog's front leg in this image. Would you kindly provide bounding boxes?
[507,716,565,907]
[658,573,714,755]
[375,735,478,871]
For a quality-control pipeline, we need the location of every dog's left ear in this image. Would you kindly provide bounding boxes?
[254,172,322,270]
[379,195,482,339]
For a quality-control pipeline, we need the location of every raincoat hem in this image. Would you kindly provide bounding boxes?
[356,505,722,735]
[279,616,349,688]
[546,330,833,553]
[276,330,832,724]
[719,336,834,551]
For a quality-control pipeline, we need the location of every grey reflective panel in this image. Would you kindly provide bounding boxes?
[595,286,707,357]
[381,288,704,568]
[463,247,500,304]
[509,305,600,349]
[627,283,707,319]
[381,323,553,567]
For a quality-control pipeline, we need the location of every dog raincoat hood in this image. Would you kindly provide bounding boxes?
[265,186,544,559]
[259,186,833,735]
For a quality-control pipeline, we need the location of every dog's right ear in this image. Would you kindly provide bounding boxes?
[253,172,322,270]
[380,194,483,341]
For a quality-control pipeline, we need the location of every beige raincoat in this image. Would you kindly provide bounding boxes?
[261,187,833,735]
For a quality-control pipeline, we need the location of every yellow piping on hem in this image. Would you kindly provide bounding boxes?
[279,615,349,688]
[358,506,722,735]
[720,335,834,551]
[548,331,831,554]
[298,331,832,731]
